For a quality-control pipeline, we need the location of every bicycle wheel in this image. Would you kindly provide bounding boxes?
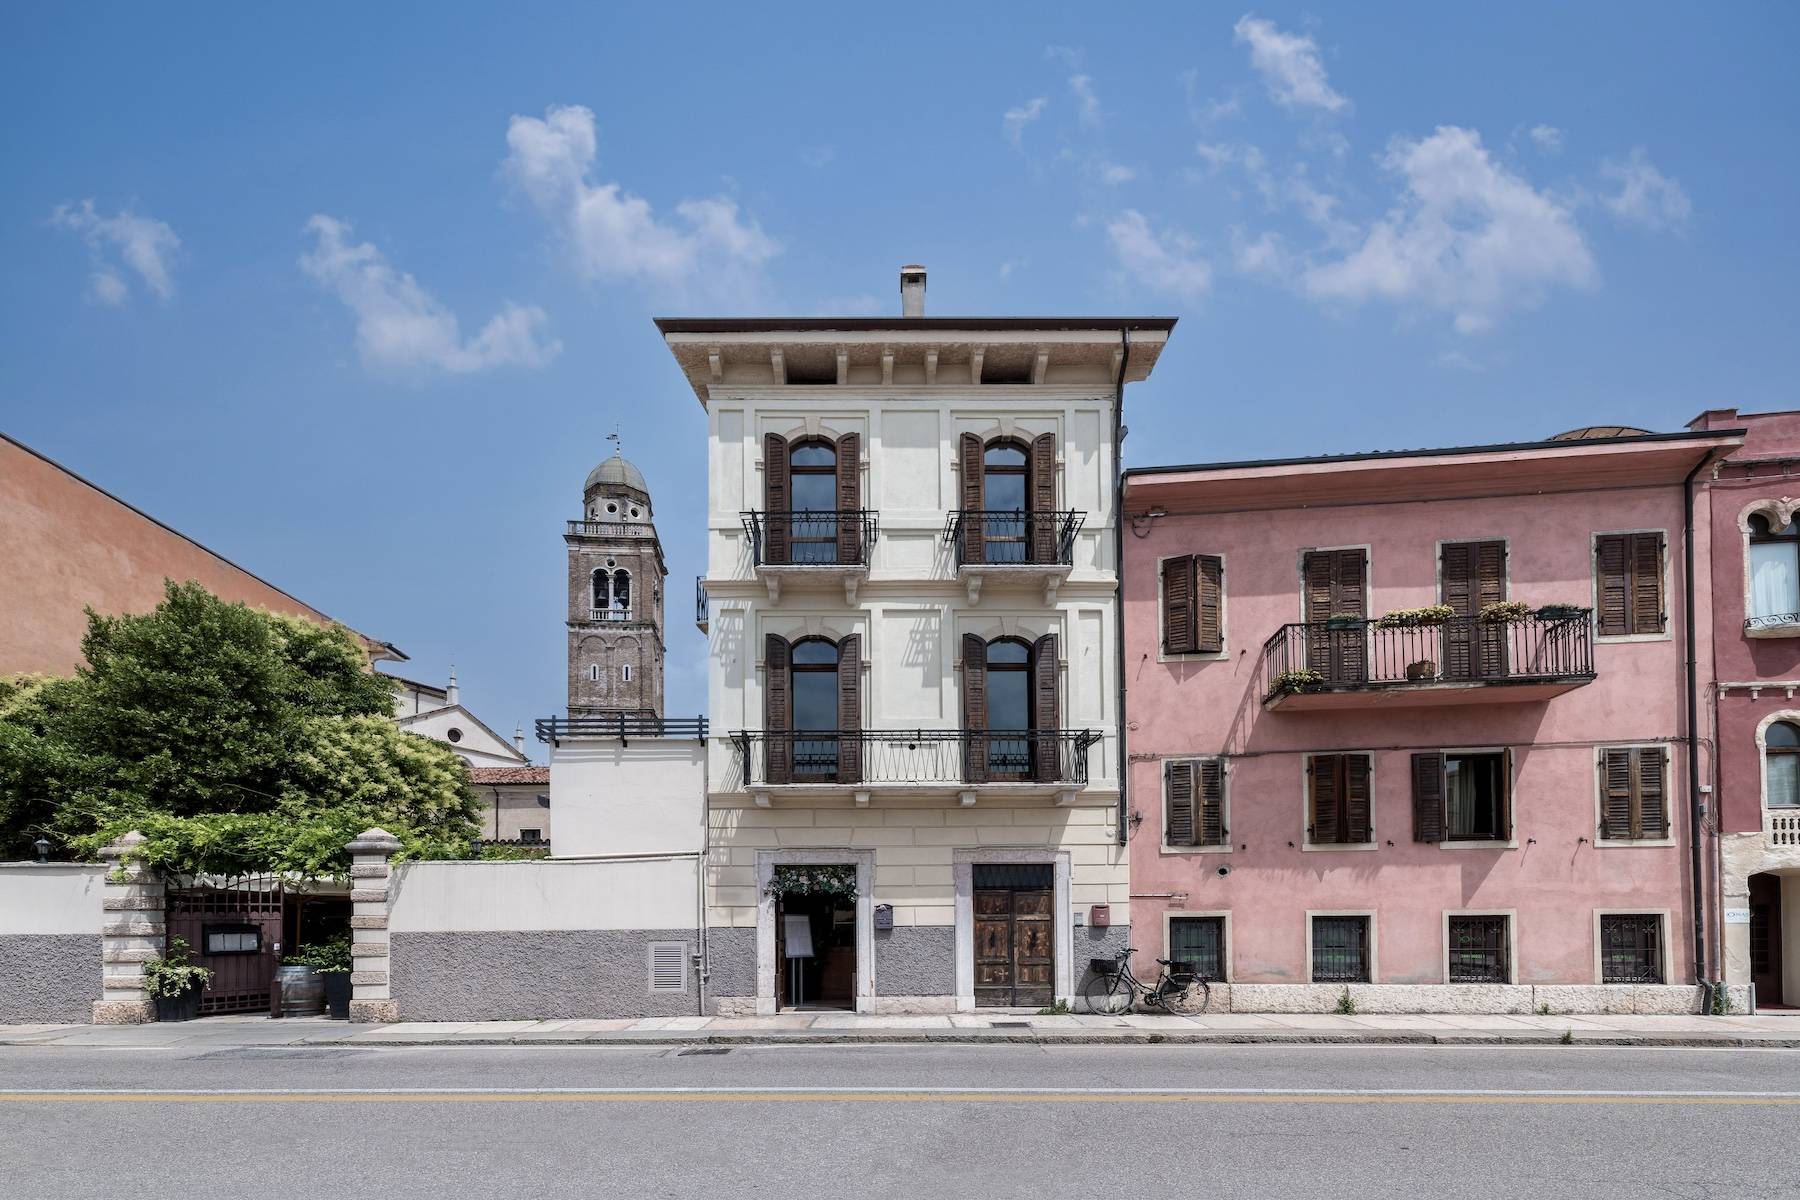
[1163,977,1210,1015]
[1083,970,1133,1015]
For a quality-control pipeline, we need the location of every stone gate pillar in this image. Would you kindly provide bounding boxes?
[345,828,401,1022]
[93,831,162,1024]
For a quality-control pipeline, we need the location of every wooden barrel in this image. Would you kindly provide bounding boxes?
[276,965,324,1016]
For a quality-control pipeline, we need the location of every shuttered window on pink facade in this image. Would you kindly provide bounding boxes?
[1161,554,1223,655]
[1594,532,1666,636]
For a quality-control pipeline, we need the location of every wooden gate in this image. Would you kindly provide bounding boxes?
[972,864,1054,1007]
[166,875,283,1016]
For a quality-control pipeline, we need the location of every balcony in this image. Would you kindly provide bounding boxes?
[740,510,878,603]
[695,576,709,635]
[942,510,1085,604]
[1769,810,1800,847]
[566,519,657,540]
[535,715,709,746]
[730,729,1102,803]
[1259,612,1596,711]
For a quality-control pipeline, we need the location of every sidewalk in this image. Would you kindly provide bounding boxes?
[5,1011,1800,1048]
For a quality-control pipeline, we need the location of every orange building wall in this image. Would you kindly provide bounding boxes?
[1,434,391,677]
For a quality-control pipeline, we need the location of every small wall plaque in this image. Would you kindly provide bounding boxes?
[1724,907,1751,925]
[873,903,894,930]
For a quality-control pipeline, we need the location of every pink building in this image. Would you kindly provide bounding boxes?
[1691,408,1800,1008]
[1121,427,1743,1010]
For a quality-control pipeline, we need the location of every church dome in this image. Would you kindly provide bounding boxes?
[585,451,649,496]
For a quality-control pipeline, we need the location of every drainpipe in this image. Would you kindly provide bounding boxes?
[1684,450,1718,1009]
[1114,329,1132,846]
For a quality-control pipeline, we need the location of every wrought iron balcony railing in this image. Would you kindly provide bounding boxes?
[1259,612,1595,704]
[732,729,1102,787]
[695,576,709,634]
[741,510,878,567]
[943,510,1084,567]
[566,519,656,539]
[535,714,709,744]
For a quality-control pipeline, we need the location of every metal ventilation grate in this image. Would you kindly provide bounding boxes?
[647,941,689,993]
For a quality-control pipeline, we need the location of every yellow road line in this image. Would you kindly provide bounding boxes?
[2,1091,1797,1106]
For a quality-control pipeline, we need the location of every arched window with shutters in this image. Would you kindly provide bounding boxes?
[763,632,861,784]
[962,632,1059,783]
[1765,720,1800,808]
[957,432,1058,565]
[762,432,862,566]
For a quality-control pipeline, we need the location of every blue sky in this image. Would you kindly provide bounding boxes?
[4,3,1796,751]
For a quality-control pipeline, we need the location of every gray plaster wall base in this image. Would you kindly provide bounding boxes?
[390,930,701,1021]
[0,935,99,1023]
[704,925,755,1013]
[875,925,954,996]
[1075,924,1130,994]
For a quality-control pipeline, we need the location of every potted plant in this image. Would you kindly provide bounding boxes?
[764,863,858,901]
[1375,605,1454,628]
[1272,668,1326,694]
[143,937,213,1022]
[1406,659,1438,681]
[1535,603,1585,622]
[288,936,354,1019]
[1478,600,1532,624]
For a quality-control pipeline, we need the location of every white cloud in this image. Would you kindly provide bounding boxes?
[503,104,778,300]
[298,215,560,377]
[1069,74,1102,127]
[50,200,180,304]
[1097,161,1136,185]
[1194,142,1236,172]
[1230,228,1295,281]
[998,257,1025,281]
[1303,126,1597,334]
[1233,14,1347,113]
[1600,148,1691,231]
[1003,97,1048,147]
[1529,124,1565,153]
[1107,210,1212,302]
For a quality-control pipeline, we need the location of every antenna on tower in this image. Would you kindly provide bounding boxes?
[606,429,622,456]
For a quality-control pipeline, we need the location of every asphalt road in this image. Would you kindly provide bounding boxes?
[3,1043,1799,1199]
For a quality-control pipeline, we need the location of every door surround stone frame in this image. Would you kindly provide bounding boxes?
[953,847,1072,1012]
[755,848,875,1016]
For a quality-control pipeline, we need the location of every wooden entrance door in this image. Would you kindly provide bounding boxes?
[1441,540,1508,680]
[1303,549,1367,684]
[1750,873,1784,1006]
[165,875,283,1016]
[973,864,1055,1007]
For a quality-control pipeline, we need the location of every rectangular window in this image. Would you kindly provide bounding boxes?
[1164,758,1227,847]
[1444,751,1510,840]
[1307,753,1372,845]
[1599,747,1669,840]
[519,829,542,843]
[1751,539,1800,620]
[1311,916,1370,983]
[1169,917,1225,982]
[1594,532,1665,636]
[1161,554,1224,655]
[1599,915,1664,983]
[1447,916,1510,983]
[202,924,262,956]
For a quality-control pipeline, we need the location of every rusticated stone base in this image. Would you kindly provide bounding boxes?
[348,999,398,1023]
[91,999,155,1024]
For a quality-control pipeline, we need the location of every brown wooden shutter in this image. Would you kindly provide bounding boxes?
[1165,760,1195,846]
[1441,541,1475,679]
[1162,555,1197,655]
[1600,748,1634,838]
[1595,535,1629,637]
[1310,754,1340,844]
[1032,633,1059,782]
[1197,555,1224,653]
[959,433,984,565]
[1029,432,1058,563]
[1475,541,1508,676]
[764,434,790,565]
[1412,752,1445,843]
[764,634,792,784]
[1631,532,1665,635]
[1500,747,1515,840]
[961,632,988,783]
[836,633,861,784]
[1344,754,1371,843]
[1636,746,1668,837]
[1199,758,1225,845]
[1303,552,1335,623]
[835,432,861,565]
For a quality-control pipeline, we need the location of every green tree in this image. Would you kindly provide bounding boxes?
[0,581,479,874]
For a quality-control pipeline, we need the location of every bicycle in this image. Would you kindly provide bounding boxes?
[1082,945,1210,1015]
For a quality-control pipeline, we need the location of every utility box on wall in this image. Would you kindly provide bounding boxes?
[1089,904,1110,928]
[873,903,894,930]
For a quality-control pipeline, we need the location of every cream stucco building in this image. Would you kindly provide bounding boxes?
[661,268,1174,1013]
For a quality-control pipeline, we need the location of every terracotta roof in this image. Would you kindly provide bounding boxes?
[467,766,549,785]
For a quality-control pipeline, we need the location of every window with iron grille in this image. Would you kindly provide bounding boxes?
[1447,915,1509,983]
[1168,917,1225,982]
[1311,915,1370,983]
[1599,915,1663,984]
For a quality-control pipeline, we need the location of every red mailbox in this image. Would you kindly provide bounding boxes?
[1090,904,1111,927]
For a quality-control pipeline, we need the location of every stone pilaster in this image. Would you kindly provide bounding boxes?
[93,831,163,1024]
[345,828,401,1022]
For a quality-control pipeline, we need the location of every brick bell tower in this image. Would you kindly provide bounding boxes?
[566,444,666,718]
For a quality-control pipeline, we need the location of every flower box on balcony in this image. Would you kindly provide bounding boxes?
[1535,604,1586,622]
